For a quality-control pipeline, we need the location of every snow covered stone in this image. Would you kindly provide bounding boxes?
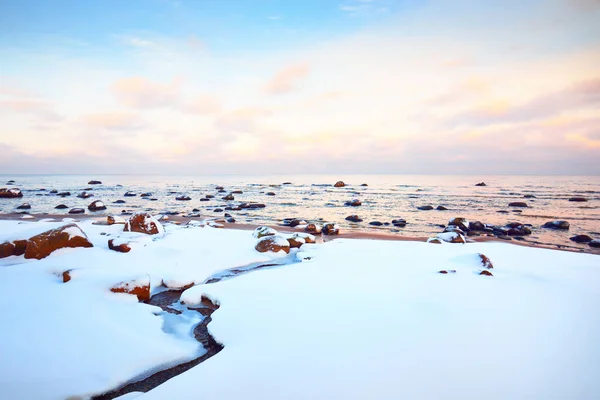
[110,275,151,301]
[0,187,23,198]
[24,224,93,260]
[255,235,290,254]
[253,226,277,239]
[305,223,322,234]
[478,253,494,269]
[108,239,131,253]
[322,223,339,235]
[107,215,126,225]
[124,212,165,235]
[88,200,107,211]
[436,231,466,244]
[448,217,469,231]
[290,232,316,244]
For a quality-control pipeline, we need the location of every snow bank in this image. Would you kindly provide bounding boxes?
[141,239,600,400]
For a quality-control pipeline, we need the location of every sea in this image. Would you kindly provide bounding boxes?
[1,174,599,252]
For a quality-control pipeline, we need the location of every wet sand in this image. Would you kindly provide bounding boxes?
[1,212,598,254]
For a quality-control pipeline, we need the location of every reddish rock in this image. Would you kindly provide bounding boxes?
[62,269,73,283]
[448,217,469,231]
[305,223,322,234]
[345,199,362,207]
[322,223,339,235]
[478,253,494,269]
[0,242,15,258]
[438,270,457,274]
[255,236,290,254]
[24,224,93,260]
[479,270,493,276]
[12,240,27,256]
[0,188,23,198]
[287,237,304,248]
[108,239,131,253]
[334,181,345,188]
[124,212,164,235]
[110,278,150,301]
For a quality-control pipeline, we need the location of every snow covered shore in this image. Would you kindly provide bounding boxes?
[0,217,598,399]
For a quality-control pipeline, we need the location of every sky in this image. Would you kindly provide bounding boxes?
[0,0,599,175]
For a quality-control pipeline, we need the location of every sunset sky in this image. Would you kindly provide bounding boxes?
[1,0,599,175]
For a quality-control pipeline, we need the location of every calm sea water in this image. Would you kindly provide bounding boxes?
[1,174,599,251]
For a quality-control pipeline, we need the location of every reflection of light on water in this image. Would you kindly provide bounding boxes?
[1,174,599,250]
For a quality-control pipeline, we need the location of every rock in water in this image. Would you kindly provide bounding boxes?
[16,203,31,210]
[569,197,588,202]
[542,220,570,230]
[88,200,107,211]
[334,181,346,187]
[68,208,85,214]
[570,235,592,243]
[345,215,363,222]
[0,188,23,198]
[475,182,487,186]
[88,180,102,185]
[417,205,434,210]
[508,202,528,207]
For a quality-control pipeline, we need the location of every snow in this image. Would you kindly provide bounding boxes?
[437,231,465,243]
[141,239,600,400]
[1,218,599,400]
[62,225,87,240]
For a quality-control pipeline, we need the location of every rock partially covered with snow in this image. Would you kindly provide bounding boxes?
[448,217,469,231]
[24,224,93,260]
[124,212,164,235]
[110,276,151,301]
[305,223,322,234]
[107,215,126,225]
[255,235,290,254]
[88,200,106,211]
[286,232,316,249]
[0,188,23,198]
[0,239,28,258]
[108,239,131,253]
[322,223,339,235]
[253,226,277,239]
[478,253,494,269]
[436,231,466,244]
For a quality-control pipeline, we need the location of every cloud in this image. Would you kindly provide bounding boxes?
[184,94,222,115]
[112,77,182,108]
[81,112,143,130]
[264,64,310,95]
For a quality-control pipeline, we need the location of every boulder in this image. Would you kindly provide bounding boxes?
[24,224,93,260]
[255,235,290,254]
[436,205,448,211]
[345,215,363,222]
[392,219,407,227]
[253,226,277,238]
[369,221,383,226]
[569,197,588,202]
[475,182,487,187]
[438,270,456,274]
[436,231,466,244]
[62,269,73,283]
[124,212,164,235]
[124,191,137,197]
[542,220,570,230]
[287,237,305,249]
[77,191,93,199]
[589,240,600,248]
[569,234,593,243]
[107,215,126,225]
[282,182,292,185]
[427,238,442,244]
[360,183,368,187]
[508,202,528,207]
[479,270,493,276]
[110,277,150,301]
[88,200,107,211]
[141,192,152,197]
[469,221,485,231]
[215,186,224,190]
[88,180,102,185]
[0,188,23,198]
[305,223,322,234]
[222,194,234,201]
[266,192,276,196]
[176,195,192,201]
[322,223,339,235]
[57,191,71,197]
[448,218,469,231]
[68,208,85,214]
[289,219,307,227]
[55,204,69,209]
[232,190,243,194]
[108,239,131,253]
[16,203,31,210]
[113,199,126,204]
[334,181,346,188]
[417,205,434,210]
[478,253,494,269]
[523,194,536,198]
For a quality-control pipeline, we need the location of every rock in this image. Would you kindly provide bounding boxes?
[141,192,152,197]
[205,194,215,199]
[369,221,383,226]
[200,198,209,202]
[55,204,69,209]
[448,218,469,231]
[266,192,276,196]
[334,181,346,188]
[16,203,31,210]
[124,212,164,235]
[322,223,339,235]
[0,242,16,258]
[88,200,107,211]
[305,223,322,234]
[77,191,93,199]
[108,239,131,253]
[287,237,305,249]
[217,189,226,193]
[523,194,536,198]
[253,226,277,238]
[569,234,592,243]
[479,270,493,276]
[176,195,191,201]
[345,215,363,222]
[283,182,292,185]
[213,208,223,212]
[436,205,448,211]
[124,191,137,197]
[0,188,23,198]
[469,221,485,231]
[49,189,58,194]
[255,235,290,254]
[589,240,600,248]
[569,197,588,202]
[475,182,487,186]
[436,231,466,244]
[231,190,243,194]
[226,217,236,223]
[107,215,126,225]
[292,232,316,244]
[68,208,85,214]
[542,220,570,230]
[110,277,150,301]
[88,180,102,185]
[508,202,528,207]
[24,224,93,260]
[427,238,442,244]
[62,269,73,283]
[215,186,224,190]
[222,194,234,201]
[57,191,71,197]
[345,199,362,207]
[438,270,456,274]
[478,253,494,269]
[360,183,368,187]
[392,219,407,227]
[417,205,434,210]
[289,219,307,227]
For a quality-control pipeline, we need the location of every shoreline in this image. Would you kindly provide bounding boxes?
[2,212,597,255]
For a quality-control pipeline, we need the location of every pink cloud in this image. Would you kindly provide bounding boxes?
[264,63,310,95]
[81,112,143,130]
[112,77,181,108]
